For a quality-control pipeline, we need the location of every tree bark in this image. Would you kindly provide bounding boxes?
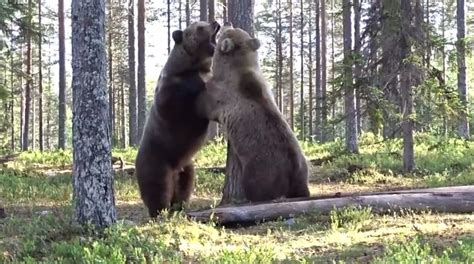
[200,0,208,21]
[137,0,146,142]
[308,2,313,138]
[343,0,358,153]
[167,0,171,54]
[456,0,469,139]
[228,0,255,36]
[220,0,255,205]
[22,0,32,151]
[71,0,116,228]
[19,44,23,150]
[128,0,138,146]
[320,0,327,142]
[38,0,44,151]
[315,0,321,141]
[185,0,190,26]
[107,0,114,144]
[299,0,305,139]
[188,186,474,225]
[120,78,126,148]
[10,39,15,151]
[209,0,215,21]
[58,0,66,149]
[288,0,294,130]
[353,0,361,136]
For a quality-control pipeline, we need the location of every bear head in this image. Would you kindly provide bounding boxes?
[171,21,221,72]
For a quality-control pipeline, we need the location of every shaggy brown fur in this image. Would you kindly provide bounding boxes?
[136,21,220,217]
[197,24,310,202]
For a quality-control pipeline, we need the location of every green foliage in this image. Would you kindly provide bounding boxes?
[374,236,474,263]
[330,206,374,232]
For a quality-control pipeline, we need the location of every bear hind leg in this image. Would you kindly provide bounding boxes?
[170,163,195,211]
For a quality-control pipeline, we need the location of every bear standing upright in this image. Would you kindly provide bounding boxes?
[197,23,310,202]
[135,21,220,217]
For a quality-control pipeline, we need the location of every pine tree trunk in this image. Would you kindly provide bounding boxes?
[22,0,32,151]
[137,0,147,142]
[315,0,321,141]
[167,0,171,54]
[228,0,255,36]
[277,0,283,112]
[71,0,116,228]
[222,0,227,22]
[32,78,35,150]
[456,0,469,139]
[128,0,138,146]
[10,41,15,151]
[320,0,327,141]
[38,0,44,151]
[353,0,361,136]
[200,0,208,21]
[221,0,255,205]
[58,0,66,149]
[441,0,448,137]
[209,0,215,21]
[288,0,294,130]
[308,2,313,138]
[343,0,358,153]
[19,44,23,150]
[299,0,305,139]
[330,0,336,139]
[120,78,126,148]
[107,0,115,145]
[400,0,414,172]
[185,0,190,26]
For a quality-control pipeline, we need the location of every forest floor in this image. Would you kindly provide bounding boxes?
[1,133,474,263]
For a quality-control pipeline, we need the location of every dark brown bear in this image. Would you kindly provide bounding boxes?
[135,21,220,218]
[197,23,310,202]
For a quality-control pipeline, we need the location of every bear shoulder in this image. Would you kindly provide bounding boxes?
[237,70,265,101]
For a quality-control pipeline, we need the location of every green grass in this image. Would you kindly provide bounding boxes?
[1,133,473,263]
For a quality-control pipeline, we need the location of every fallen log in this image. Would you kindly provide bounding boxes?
[187,186,474,225]
[0,153,20,164]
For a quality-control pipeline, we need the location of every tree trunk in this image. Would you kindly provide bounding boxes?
[441,0,448,137]
[288,0,294,130]
[32,77,35,150]
[220,0,255,205]
[10,40,15,151]
[343,0,358,153]
[168,0,171,53]
[19,44,23,150]
[456,0,469,139]
[320,0,327,142]
[120,78,126,148]
[353,0,361,136]
[200,0,208,21]
[128,0,138,146]
[137,0,146,142]
[38,0,44,151]
[299,0,304,139]
[107,0,115,145]
[330,0,336,139]
[58,0,66,149]
[71,0,116,228]
[277,0,283,113]
[308,2,313,138]
[188,186,474,225]
[222,0,227,22]
[22,0,32,151]
[185,0,190,26]
[228,0,255,36]
[209,0,215,21]
[315,0,321,141]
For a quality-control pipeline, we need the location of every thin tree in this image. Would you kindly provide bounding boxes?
[288,0,294,130]
[343,0,358,153]
[308,1,313,137]
[167,0,171,54]
[38,0,44,151]
[315,0,321,140]
[128,0,137,146]
[299,0,305,138]
[58,0,66,149]
[120,78,126,148]
[320,0,327,141]
[10,36,15,150]
[277,0,283,112]
[108,0,115,143]
[71,0,116,228]
[456,0,469,139]
[137,0,146,142]
[353,0,361,135]
[22,0,32,151]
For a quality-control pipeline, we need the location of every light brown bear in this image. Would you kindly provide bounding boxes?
[197,23,310,202]
[135,21,220,218]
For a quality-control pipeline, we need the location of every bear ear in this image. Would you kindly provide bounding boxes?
[246,38,261,51]
[172,30,183,44]
[220,38,235,53]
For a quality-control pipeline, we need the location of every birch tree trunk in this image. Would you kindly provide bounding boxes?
[71,0,116,228]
